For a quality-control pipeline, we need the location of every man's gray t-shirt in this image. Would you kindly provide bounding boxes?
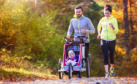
[67,16,95,43]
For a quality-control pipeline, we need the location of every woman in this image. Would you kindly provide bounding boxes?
[97,4,118,78]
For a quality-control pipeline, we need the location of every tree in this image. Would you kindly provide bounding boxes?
[123,0,130,57]
[35,0,38,11]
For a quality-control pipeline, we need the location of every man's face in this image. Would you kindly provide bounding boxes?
[75,8,83,18]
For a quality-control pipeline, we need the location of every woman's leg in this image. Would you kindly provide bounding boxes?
[101,40,109,73]
[101,41,110,78]
[109,40,116,76]
[109,40,116,69]
[110,64,114,70]
[104,65,109,72]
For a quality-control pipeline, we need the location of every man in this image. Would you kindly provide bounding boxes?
[66,6,95,60]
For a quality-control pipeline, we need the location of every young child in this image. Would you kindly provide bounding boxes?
[66,50,77,66]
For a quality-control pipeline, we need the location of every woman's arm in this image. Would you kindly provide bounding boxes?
[97,19,102,39]
[109,18,118,33]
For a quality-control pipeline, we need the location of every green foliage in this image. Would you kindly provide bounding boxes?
[0,48,12,65]
[89,35,104,76]
[15,9,56,60]
[86,1,103,27]
[116,50,137,76]
[0,0,6,8]
[0,1,64,72]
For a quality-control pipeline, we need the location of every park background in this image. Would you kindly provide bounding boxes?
[0,0,136,81]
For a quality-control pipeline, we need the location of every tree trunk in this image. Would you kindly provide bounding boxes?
[35,0,38,11]
[129,0,134,34]
[123,0,130,57]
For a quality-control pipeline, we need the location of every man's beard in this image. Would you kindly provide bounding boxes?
[77,14,82,18]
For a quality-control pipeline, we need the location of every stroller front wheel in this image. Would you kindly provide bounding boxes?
[68,63,73,79]
[59,58,63,79]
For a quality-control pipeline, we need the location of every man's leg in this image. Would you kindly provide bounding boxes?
[85,43,89,59]
[77,72,81,78]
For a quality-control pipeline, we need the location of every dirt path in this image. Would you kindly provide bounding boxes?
[1,77,136,84]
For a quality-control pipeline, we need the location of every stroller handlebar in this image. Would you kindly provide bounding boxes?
[64,36,88,43]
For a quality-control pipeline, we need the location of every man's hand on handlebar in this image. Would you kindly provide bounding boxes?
[66,35,70,39]
[66,35,87,39]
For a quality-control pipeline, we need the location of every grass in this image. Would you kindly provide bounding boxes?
[0,66,58,82]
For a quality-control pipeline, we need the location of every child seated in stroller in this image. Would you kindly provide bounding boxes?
[65,50,79,66]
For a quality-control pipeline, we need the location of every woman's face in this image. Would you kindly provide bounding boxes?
[104,9,111,17]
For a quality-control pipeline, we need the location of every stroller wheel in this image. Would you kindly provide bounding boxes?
[68,63,73,79]
[59,72,63,79]
[59,58,63,79]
